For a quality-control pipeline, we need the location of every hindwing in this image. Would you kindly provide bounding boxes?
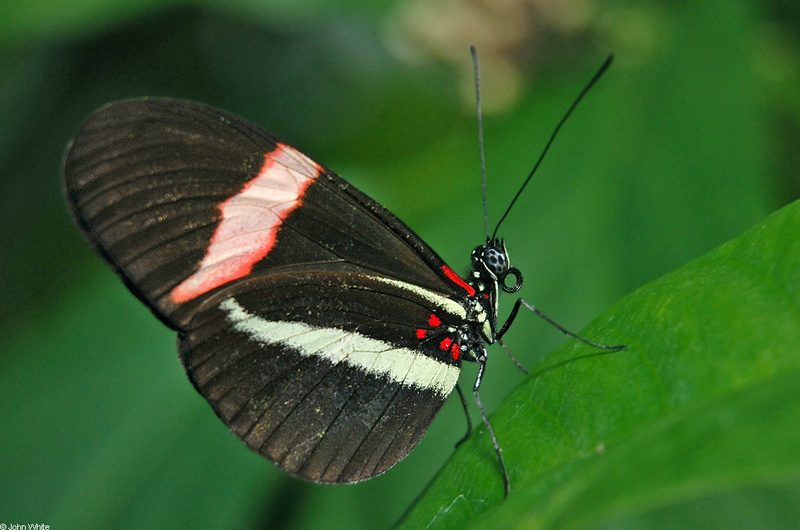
[180,271,465,482]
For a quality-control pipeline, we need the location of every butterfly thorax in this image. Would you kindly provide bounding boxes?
[466,238,523,347]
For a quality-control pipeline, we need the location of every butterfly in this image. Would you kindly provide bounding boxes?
[62,52,618,495]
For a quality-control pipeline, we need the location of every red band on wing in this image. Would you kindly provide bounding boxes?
[169,143,322,304]
[441,265,476,297]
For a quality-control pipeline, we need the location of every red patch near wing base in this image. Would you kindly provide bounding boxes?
[442,265,476,297]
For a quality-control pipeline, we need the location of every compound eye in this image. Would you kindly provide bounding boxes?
[483,247,508,276]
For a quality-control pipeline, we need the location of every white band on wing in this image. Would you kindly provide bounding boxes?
[220,297,460,398]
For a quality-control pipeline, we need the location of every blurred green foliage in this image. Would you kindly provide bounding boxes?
[1,0,799,528]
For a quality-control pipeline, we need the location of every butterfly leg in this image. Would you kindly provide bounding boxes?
[454,383,473,448]
[497,298,626,350]
[497,338,529,374]
[473,353,511,497]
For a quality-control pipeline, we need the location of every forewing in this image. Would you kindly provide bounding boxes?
[63,99,462,331]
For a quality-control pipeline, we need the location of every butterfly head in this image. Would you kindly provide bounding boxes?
[471,238,523,294]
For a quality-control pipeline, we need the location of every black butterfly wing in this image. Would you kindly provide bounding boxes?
[181,270,463,482]
[64,99,476,482]
[63,99,468,331]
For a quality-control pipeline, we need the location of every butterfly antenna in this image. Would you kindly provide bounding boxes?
[471,44,490,241]
[492,54,614,239]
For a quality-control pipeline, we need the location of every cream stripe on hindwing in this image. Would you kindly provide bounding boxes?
[369,275,494,343]
[220,297,460,397]
[368,276,468,319]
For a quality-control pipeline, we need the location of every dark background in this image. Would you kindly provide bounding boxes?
[1,0,798,527]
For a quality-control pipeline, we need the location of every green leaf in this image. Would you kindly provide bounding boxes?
[399,198,800,528]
